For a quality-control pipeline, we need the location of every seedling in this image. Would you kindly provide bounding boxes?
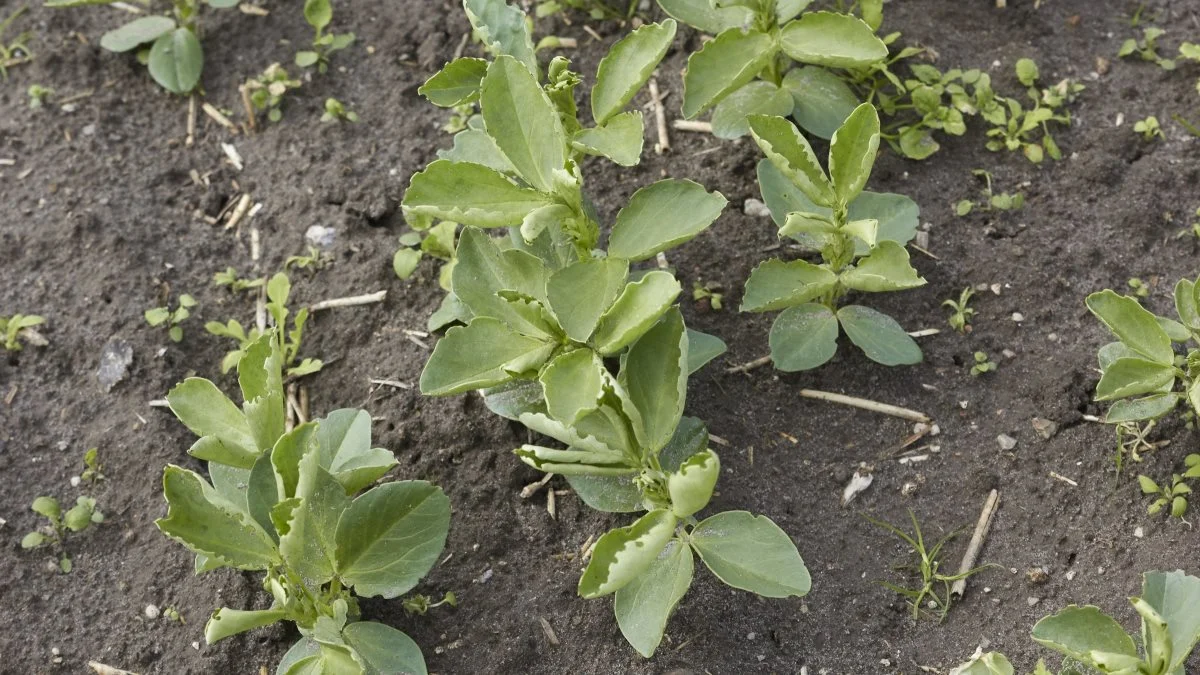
[1128,277,1151,299]
[214,267,265,293]
[401,591,457,616]
[1179,42,1200,94]
[1134,115,1163,141]
[741,105,927,371]
[21,495,104,573]
[951,651,1017,675]
[661,0,886,139]
[295,0,355,74]
[145,293,197,343]
[78,448,104,485]
[206,272,322,377]
[1175,207,1200,240]
[285,246,332,272]
[692,280,724,311]
[1,314,46,351]
[970,351,997,377]
[163,607,185,624]
[866,510,992,622]
[27,84,52,108]
[1114,419,1159,475]
[1138,472,1193,518]
[393,219,457,290]
[440,102,475,134]
[158,334,447,674]
[955,169,1025,216]
[47,0,240,94]
[943,287,977,333]
[536,0,638,21]
[1118,27,1175,69]
[243,63,301,123]
[0,5,32,79]
[320,97,359,123]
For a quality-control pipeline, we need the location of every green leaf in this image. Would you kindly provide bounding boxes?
[951,651,1015,675]
[668,449,718,517]
[579,509,677,598]
[451,228,551,334]
[1086,290,1174,365]
[779,12,888,68]
[278,457,350,586]
[481,55,566,192]
[205,607,288,644]
[168,378,258,465]
[1015,58,1039,87]
[295,51,319,68]
[710,81,795,140]
[591,20,677,125]
[420,317,553,396]
[303,0,332,30]
[313,409,397,494]
[591,271,682,355]
[546,257,629,342]
[148,28,203,95]
[335,481,451,598]
[608,179,728,261]
[741,258,837,312]
[403,160,552,228]
[21,531,45,549]
[686,329,726,374]
[100,16,175,53]
[682,28,776,119]
[828,103,880,205]
[782,66,860,140]
[270,423,317,500]
[689,511,810,597]
[1031,605,1139,668]
[462,0,537,75]
[839,240,925,292]
[572,111,644,167]
[614,539,694,658]
[1105,393,1181,423]
[1159,317,1191,342]
[1175,278,1200,330]
[343,622,428,675]
[1095,357,1177,401]
[1142,569,1200,671]
[747,115,835,207]
[541,349,605,425]
[769,303,839,371]
[32,495,60,519]
[156,466,279,570]
[393,248,422,279]
[656,0,752,34]
[837,305,922,366]
[621,309,688,451]
[419,57,489,107]
[776,0,814,22]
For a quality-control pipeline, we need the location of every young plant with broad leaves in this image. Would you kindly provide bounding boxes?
[206,272,323,377]
[47,0,238,94]
[158,334,451,674]
[21,494,104,573]
[660,0,888,140]
[741,103,926,371]
[2,313,46,351]
[296,0,355,74]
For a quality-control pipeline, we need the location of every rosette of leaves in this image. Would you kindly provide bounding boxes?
[1085,277,1200,426]
[1030,570,1200,675]
[488,307,809,657]
[659,0,887,140]
[47,0,239,94]
[741,104,926,371]
[157,334,450,674]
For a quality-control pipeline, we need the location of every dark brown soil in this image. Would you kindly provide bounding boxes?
[4,0,1200,673]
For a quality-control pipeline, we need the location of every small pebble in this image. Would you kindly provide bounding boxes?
[742,198,771,218]
[70,476,81,487]
[1027,567,1050,584]
[1031,417,1058,440]
[144,604,160,620]
[1012,312,1025,322]
[1002,348,1016,358]
[990,283,1002,295]
[1065,570,1077,581]
[1027,597,1041,606]
[746,632,756,641]
[1134,526,1144,538]
[81,124,96,136]
[997,434,1018,451]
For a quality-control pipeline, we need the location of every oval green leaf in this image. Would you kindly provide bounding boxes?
[419,57,489,107]
[100,16,176,53]
[403,159,552,228]
[741,258,837,313]
[592,19,677,125]
[1086,289,1174,365]
[839,240,925,292]
[828,102,880,205]
[769,303,838,371]
[591,271,682,355]
[689,511,810,597]
[608,179,727,262]
[419,317,553,396]
[614,539,694,658]
[710,81,795,140]
[778,12,887,69]
[836,304,922,366]
[343,622,428,675]
[579,509,677,598]
[148,28,203,95]
[747,114,835,207]
[682,28,776,119]
[481,55,567,192]
[1031,605,1138,667]
[783,65,860,140]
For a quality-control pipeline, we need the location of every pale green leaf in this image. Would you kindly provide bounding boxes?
[1086,289,1174,365]
[393,248,422,279]
[1141,570,1200,671]
[668,449,718,517]
[463,0,537,75]
[100,16,175,53]
[1174,279,1199,330]
[748,114,835,207]
[343,622,428,675]
[1095,357,1177,401]
[419,317,553,395]
[591,271,682,355]
[514,443,629,474]
[1031,605,1138,668]
[313,409,397,494]
[783,65,860,140]
[205,607,288,644]
[710,81,794,140]
[148,28,203,95]
[776,0,813,22]
[271,423,317,500]
[168,378,257,464]
[579,509,677,598]
[656,0,752,34]
[1105,393,1181,423]
[481,55,567,192]
[614,539,694,658]
[769,303,838,371]
[546,257,629,342]
[690,511,810,597]
[828,102,880,204]
[1159,317,1191,342]
[541,349,605,425]
[842,218,878,247]
[620,309,687,452]
[278,458,351,586]
[778,12,887,68]
[156,465,279,570]
[437,124,515,174]
[837,305,922,366]
[592,20,677,124]
[839,240,925,292]
[403,160,552,228]
[451,228,551,335]
[950,651,1014,675]
[303,0,331,30]
[608,179,727,261]
[572,111,644,167]
[686,329,726,374]
[682,28,776,119]
[741,258,837,312]
[419,57,489,107]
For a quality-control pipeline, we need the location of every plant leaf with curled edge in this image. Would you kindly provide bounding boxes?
[614,539,694,658]
[579,509,677,598]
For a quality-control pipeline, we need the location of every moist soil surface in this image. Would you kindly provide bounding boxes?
[4,0,1200,673]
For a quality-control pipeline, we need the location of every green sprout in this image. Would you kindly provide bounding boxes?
[27,84,52,108]
[79,448,104,485]
[0,5,32,80]
[955,169,1025,216]
[1133,115,1163,141]
[1118,27,1175,69]
[970,351,997,377]
[1,314,45,351]
[942,287,977,333]
[145,293,197,343]
[284,246,332,272]
[243,63,301,123]
[1128,277,1151,298]
[320,97,359,123]
[1138,463,1199,519]
[205,272,322,377]
[214,267,265,293]
[692,280,724,311]
[1176,207,1200,240]
[21,495,104,573]
[295,0,355,74]
[401,591,458,616]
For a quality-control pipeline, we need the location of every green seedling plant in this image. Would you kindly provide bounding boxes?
[214,267,265,293]
[536,0,638,21]
[1085,275,1200,428]
[1119,27,1175,70]
[244,64,301,123]
[78,448,104,485]
[320,98,358,123]
[1128,277,1151,299]
[21,495,104,573]
[1,314,45,351]
[1137,470,1194,519]
[27,84,52,108]
[741,104,927,371]
[401,592,457,617]
[944,287,977,333]
[296,0,355,73]
[0,5,32,79]
[145,293,197,343]
[658,0,887,140]
[393,219,458,292]
[955,169,1025,216]
[983,59,1075,164]
[285,246,332,272]
[157,334,449,674]
[1174,207,1200,240]
[206,272,322,377]
[872,62,999,160]
[692,280,724,311]
[1134,115,1163,141]
[47,0,239,94]
[970,351,997,377]
[865,510,992,623]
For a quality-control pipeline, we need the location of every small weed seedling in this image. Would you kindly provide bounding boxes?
[537,0,638,21]
[1115,419,1159,475]
[866,510,992,622]
[243,63,301,123]
[1,314,45,351]
[27,84,52,108]
[742,105,927,371]
[983,59,1076,164]
[0,5,32,79]
[401,591,457,617]
[1128,277,1151,299]
[158,334,448,673]
[1138,471,1194,519]
[214,267,265,293]
[1175,207,1200,240]
[285,246,332,272]
[1119,27,1175,69]
[970,351,997,377]
[943,287,977,333]
[78,448,104,486]
[955,169,1025,216]
[206,272,322,377]
[393,219,457,291]
[21,495,104,573]
[296,0,354,74]
[1134,115,1164,141]
[692,280,724,311]
[145,293,197,343]
[320,97,358,123]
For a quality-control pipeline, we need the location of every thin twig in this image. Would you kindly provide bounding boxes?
[538,617,560,647]
[370,378,412,390]
[309,291,387,312]
[799,389,931,423]
[239,84,257,133]
[950,489,1000,597]
[907,328,941,338]
[672,120,713,133]
[1049,471,1078,487]
[224,193,252,230]
[725,355,771,374]
[185,95,196,147]
[201,102,238,132]
[648,76,669,154]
